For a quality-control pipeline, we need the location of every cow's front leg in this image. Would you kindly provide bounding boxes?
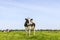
[29,26,31,36]
[29,29,31,36]
[25,27,28,36]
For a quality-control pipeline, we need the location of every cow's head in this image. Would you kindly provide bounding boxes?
[25,18,33,25]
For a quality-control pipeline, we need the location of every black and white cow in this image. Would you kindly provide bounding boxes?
[24,18,35,36]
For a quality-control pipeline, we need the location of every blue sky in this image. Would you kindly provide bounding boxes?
[0,0,60,30]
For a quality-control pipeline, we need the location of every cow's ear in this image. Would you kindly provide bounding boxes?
[31,19,33,20]
[25,18,27,20]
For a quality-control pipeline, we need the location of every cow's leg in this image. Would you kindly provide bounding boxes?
[34,28,35,35]
[28,26,31,36]
[32,26,35,35]
[25,27,28,35]
[33,26,35,35]
[29,29,30,36]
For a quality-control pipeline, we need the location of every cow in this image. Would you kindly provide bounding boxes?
[24,18,35,36]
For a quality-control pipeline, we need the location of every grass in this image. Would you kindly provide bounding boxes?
[0,31,60,40]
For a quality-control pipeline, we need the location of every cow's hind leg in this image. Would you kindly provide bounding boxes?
[32,26,35,35]
[34,28,35,35]
[31,26,35,35]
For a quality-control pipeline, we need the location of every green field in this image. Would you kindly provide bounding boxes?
[0,31,60,40]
